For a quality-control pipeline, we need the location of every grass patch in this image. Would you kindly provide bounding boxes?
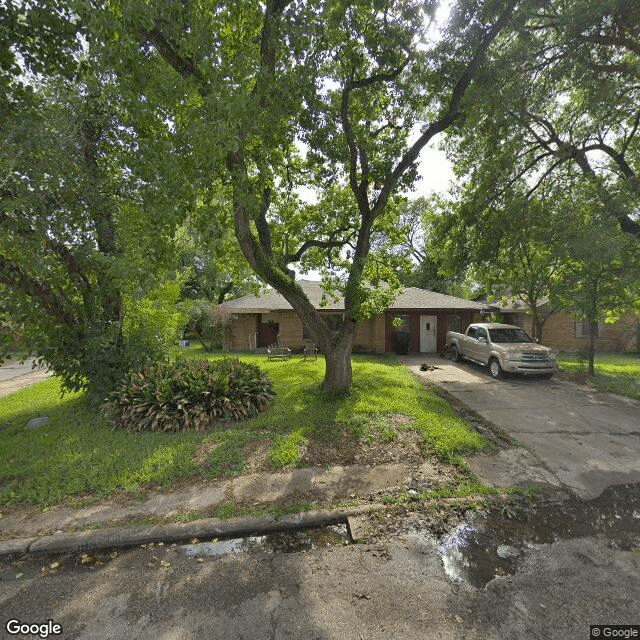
[557,352,640,400]
[266,501,316,518]
[214,502,238,519]
[380,481,498,505]
[270,429,308,468]
[174,510,208,523]
[352,413,397,444]
[0,378,202,506]
[505,485,540,501]
[0,352,488,506]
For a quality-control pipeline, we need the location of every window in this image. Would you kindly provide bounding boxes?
[446,315,462,333]
[476,327,489,342]
[489,327,533,343]
[576,320,605,338]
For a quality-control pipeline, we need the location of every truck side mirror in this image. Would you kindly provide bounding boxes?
[478,336,486,343]
[534,337,540,343]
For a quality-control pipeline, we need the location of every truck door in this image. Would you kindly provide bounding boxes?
[465,326,478,359]
[475,327,490,363]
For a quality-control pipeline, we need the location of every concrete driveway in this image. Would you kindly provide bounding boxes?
[401,355,640,499]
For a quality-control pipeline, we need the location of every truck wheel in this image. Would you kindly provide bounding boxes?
[451,345,461,363]
[489,358,503,379]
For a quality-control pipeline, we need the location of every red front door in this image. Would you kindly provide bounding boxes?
[257,322,279,347]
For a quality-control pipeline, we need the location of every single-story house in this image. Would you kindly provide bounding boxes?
[220,280,490,354]
[488,296,639,353]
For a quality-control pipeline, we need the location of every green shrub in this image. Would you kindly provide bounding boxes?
[574,347,590,369]
[103,358,275,432]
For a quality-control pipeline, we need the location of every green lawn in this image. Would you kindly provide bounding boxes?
[0,352,487,506]
[557,352,640,400]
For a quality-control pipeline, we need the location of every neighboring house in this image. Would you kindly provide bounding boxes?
[220,280,489,354]
[489,297,639,353]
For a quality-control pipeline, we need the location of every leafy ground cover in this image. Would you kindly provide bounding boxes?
[0,351,487,506]
[557,352,640,400]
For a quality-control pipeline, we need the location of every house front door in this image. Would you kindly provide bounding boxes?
[257,322,279,347]
[419,316,437,353]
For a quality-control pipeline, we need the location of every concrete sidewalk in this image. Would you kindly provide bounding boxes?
[0,358,51,397]
[402,355,640,498]
[0,460,448,541]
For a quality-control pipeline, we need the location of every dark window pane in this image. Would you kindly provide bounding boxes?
[446,315,461,333]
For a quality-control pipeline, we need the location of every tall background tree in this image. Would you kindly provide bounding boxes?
[0,75,191,396]
[443,0,640,243]
[0,8,199,398]
[553,186,640,375]
[431,0,640,356]
[394,196,474,296]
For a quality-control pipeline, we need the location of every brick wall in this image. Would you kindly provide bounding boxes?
[521,310,639,353]
[354,315,386,352]
[275,311,303,348]
[226,314,258,350]
[226,311,388,352]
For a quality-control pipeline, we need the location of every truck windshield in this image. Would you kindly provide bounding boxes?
[488,328,533,343]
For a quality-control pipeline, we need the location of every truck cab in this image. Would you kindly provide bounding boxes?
[446,323,557,379]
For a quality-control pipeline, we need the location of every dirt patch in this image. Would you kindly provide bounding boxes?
[192,441,219,466]
[242,439,273,472]
[388,413,415,428]
[301,420,425,468]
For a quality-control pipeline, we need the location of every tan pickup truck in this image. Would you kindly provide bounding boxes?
[446,323,557,379]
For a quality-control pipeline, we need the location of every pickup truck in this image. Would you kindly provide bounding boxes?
[446,323,557,379]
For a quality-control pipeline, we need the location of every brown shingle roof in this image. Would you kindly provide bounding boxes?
[223,281,487,313]
[389,287,486,310]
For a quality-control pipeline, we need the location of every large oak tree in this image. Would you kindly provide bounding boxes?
[84,0,521,391]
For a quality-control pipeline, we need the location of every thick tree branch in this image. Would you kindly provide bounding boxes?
[256,187,273,256]
[579,33,640,57]
[583,142,639,184]
[281,236,350,265]
[621,108,640,155]
[523,157,568,198]
[369,121,403,139]
[340,79,362,200]
[141,25,209,94]
[350,52,413,89]
[567,145,640,238]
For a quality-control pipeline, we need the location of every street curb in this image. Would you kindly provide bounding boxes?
[0,538,37,556]
[0,494,502,558]
[2,506,375,558]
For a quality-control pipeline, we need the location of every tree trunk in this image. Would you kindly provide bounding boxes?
[588,319,597,377]
[531,309,542,341]
[321,333,355,393]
